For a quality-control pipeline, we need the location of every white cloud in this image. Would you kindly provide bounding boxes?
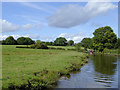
[59,33,85,43]
[21,23,43,30]
[0,19,20,33]
[47,2,117,28]
[0,35,29,40]
[91,22,103,27]
[38,33,86,43]
[0,19,43,33]
[40,35,56,42]
[0,33,85,43]
[0,35,8,40]
[22,24,33,30]
[29,34,40,39]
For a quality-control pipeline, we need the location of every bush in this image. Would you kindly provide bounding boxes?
[16,46,30,48]
[75,44,81,52]
[30,40,48,49]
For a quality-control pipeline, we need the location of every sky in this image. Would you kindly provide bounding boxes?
[0,2,118,43]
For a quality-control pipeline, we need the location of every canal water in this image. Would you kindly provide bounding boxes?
[55,55,119,88]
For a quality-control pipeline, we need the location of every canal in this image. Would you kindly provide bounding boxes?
[55,54,119,88]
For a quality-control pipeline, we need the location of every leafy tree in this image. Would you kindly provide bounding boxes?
[5,36,17,45]
[2,40,6,45]
[24,37,34,45]
[67,40,74,46]
[17,37,26,45]
[93,26,117,52]
[104,43,112,49]
[98,43,104,53]
[17,37,34,45]
[74,43,82,47]
[30,40,48,49]
[54,37,67,46]
[114,38,120,49]
[45,42,54,46]
[81,38,92,49]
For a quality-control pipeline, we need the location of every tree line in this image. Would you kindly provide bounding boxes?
[1,26,120,52]
[1,36,35,45]
[1,36,74,46]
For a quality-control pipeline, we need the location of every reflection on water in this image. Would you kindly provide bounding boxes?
[93,55,118,87]
[55,55,118,88]
[93,55,117,75]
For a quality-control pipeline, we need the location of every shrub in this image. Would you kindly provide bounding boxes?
[30,40,48,49]
[30,44,36,49]
[103,48,110,53]
[75,44,81,52]
[16,46,30,48]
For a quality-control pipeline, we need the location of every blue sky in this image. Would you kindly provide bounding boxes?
[1,2,118,43]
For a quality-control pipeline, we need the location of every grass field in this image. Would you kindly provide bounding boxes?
[48,45,85,50]
[2,45,88,89]
[48,46,76,50]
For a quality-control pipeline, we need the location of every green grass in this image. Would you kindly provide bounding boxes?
[48,46,76,50]
[2,45,88,89]
[48,45,86,50]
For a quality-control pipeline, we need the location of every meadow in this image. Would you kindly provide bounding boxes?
[2,45,88,89]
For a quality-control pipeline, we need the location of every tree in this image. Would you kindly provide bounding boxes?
[5,36,17,45]
[67,40,74,46]
[2,40,6,45]
[114,38,120,49]
[54,37,67,46]
[97,43,104,53]
[30,40,48,49]
[24,37,34,45]
[17,37,26,45]
[45,42,54,46]
[81,38,92,49]
[104,43,112,49]
[17,37,34,45]
[17,37,25,45]
[93,26,117,52]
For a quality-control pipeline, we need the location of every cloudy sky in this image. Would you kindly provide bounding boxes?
[0,2,118,43]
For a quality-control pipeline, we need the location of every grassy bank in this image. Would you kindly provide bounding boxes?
[2,45,88,89]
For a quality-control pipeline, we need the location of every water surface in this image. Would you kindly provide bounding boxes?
[55,55,119,88]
